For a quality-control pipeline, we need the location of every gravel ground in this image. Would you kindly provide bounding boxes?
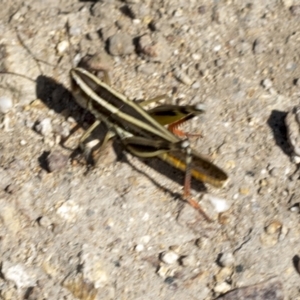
[0,1,300,299]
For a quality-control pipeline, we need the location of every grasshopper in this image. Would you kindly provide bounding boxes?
[70,67,228,221]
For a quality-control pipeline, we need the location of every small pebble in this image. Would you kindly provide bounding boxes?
[37,216,52,228]
[192,53,201,60]
[191,81,201,89]
[281,0,293,8]
[56,200,80,222]
[261,78,273,89]
[213,44,222,52]
[157,265,171,278]
[214,282,231,294]
[253,38,266,54]
[195,236,210,249]
[137,63,156,75]
[134,244,144,252]
[207,195,230,213]
[47,150,68,172]
[0,96,13,114]
[265,220,282,235]
[239,187,250,195]
[215,267,233,283]
[180,255,197,267]
[108,33,134,56]
[35,118,53,137]
[218,252,235,268]
[2,262,36,289]
[160,250,179,265]
[174,69,193,86]
[290,5,300,16]
[56,40,69,55]
[290,203,300,213]
[137,34,171,62]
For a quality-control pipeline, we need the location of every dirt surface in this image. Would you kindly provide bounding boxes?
[0,0,300,299]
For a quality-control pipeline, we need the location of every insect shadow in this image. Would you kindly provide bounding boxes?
[35,75,206,198]
[267,110,291,157]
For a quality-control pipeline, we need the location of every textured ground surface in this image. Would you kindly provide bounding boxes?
[0,0,300,299]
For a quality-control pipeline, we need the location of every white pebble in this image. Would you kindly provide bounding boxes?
[56,40,69,55]
[262,78,272,89]
[135,244,144,252]
[0,96,13,114]
[36,118,53,137]
[214,282,231,294]
[2,262,36,289]
[208,195,230,213]
[160,251,179,265]
[192,53,201,60]
[219,252,235,267]
[213,44,222,52]
[56,200,80,222]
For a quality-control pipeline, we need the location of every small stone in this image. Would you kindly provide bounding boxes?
[215,267,233,283]
[174,69,193,86]
[286,61,297,71]
[160,251,179,265]
[157,265,171,278]
[2,262,36,289]
[286,106,300,159]
[191,81,201,89]
[137,34,171,62]
[82,246,109,288]
[214,282,231,294]
[206,195,230,213]
[78,52,113,72]
[173,8,183,17]
[261,78,273,89]
[239,187,250,195]
[253,38,266,54]
[0,167,12,191]
[218,252,235,268]
[140,235,151,244]
[290,5,300,15]
[260,232,279,247]
[259,178,268,187]
[281,0,293,8]
[265,220,282,235]
[56,200,80,222]
[137,63,156,75]
[0,96,13,114]
[269,167,279,177]
[180,255,197,267]
[47,150,68,172]
[195,236,210,249]
[290,203,300,213]
[37,216,53,229]
[56,40,69,55]
[213,44,222,52]
[108,33,134,56]
[135,244,144,252]
[192,53,201,60]
[35,118,53,137]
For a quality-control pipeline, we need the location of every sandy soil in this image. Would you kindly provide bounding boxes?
[0,1,300,299]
